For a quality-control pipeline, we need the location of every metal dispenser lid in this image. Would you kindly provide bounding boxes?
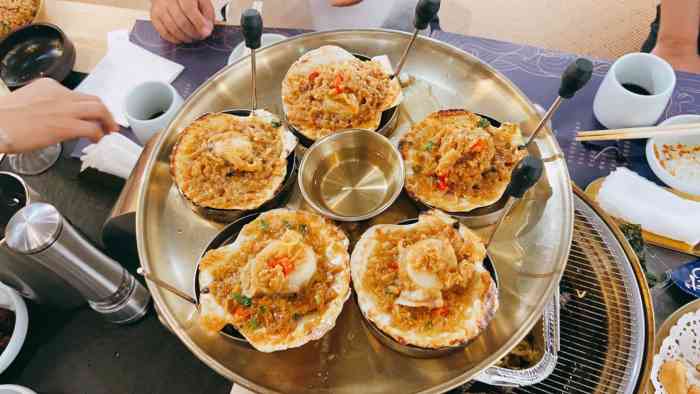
[5,202,63,254]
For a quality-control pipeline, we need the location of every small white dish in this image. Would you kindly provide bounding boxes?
[0,385,37,394]
[227,33,286,66]
[0,282,28,374]
[646,114,700,196]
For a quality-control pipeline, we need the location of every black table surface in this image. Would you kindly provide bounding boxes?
[0,73,231,393]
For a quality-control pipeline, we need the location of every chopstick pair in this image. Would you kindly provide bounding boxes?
[575,122,700,142]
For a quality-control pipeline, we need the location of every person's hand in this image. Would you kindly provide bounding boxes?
[330,0,363,6]
[652,39,700,74]
[151,0,215,44]
[0,78,119,154]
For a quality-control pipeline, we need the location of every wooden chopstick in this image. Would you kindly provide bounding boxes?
[577,122,700,137]
[576,126,700,141]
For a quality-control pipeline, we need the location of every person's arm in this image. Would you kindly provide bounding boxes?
[0,79,118,154]
[653,0,700,73]
[151,0,215,44]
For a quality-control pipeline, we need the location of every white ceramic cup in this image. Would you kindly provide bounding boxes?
[124,81,183,145]
[593,53,676,129]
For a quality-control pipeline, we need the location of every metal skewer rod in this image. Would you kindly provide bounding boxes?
[392,0,441,78]
[392,29,419,78]
[241,8,263,111]
[524,58,594,147]
[137,267,197,305]
[251,48,257,110]
[524,96,562,147]
[486,156,544,248]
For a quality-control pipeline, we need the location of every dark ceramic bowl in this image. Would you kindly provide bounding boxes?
[0,23,75,89]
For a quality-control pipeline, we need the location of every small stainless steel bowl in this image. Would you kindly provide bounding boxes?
[298,129,404,221]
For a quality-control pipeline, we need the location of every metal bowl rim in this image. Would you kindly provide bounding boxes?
[297,128,405,222]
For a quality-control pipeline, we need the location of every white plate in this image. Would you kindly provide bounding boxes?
[0,385,37,394]
[0,283,28,374]
[646,114,700,196]
[227,33,287,66]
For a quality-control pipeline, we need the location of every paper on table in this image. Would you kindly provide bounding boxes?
[80,132,143,179]
[75,30,184,127]
[598,167,700,246]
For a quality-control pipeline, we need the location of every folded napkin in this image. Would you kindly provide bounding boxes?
[80,132,143,179]
[598,167,700,245]
[75,30,184,127]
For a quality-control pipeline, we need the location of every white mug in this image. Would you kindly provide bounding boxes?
[593,52,676,129]
[124,81,184,145]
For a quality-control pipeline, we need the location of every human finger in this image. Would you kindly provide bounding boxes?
[151,12,179,43]
[179,0,213,39]
[166,1,198,42]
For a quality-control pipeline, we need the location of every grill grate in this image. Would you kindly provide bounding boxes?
[454,193,650,394]
[513,195,647,394]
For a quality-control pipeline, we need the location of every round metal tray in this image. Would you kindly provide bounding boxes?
[136,29,573,393]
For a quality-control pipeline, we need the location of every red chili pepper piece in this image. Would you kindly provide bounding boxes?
[437,174,449,191]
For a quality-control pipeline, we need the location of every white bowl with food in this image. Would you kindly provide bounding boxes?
[646,115,700,196]
[0,282,28,374]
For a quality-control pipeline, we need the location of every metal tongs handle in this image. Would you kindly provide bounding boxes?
[487,155,544,246]
[393,0,441,78]
[525,58,593,147]
[241,8,263,110]
[137,267,197,305]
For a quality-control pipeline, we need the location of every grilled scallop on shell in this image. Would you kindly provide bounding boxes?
[198,209,351,352]
[351,210,498,349]
[281,45,402,141]
[170,109,297,212]
[400,109,526,213]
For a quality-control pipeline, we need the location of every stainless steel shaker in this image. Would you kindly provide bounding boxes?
[0,172,84,308]
[5,202,151,324]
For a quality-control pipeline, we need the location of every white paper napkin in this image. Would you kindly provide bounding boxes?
[598,167,700,245]
[80,132,143,179]
[75,30,184,127]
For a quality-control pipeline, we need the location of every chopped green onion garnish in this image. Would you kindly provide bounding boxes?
[423,141,434,151]
[232,293,252,307]
[271,120,282,128]
[259,305,267,313]
[249,317,259,329]
[259,219,269,231]
[282,220,293,230]
[298,224,308,234]
[478,117,490,128]
[292,313,301,321]
[315,294,322,305]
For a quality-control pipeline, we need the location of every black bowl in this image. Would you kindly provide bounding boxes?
[0,23,75,89]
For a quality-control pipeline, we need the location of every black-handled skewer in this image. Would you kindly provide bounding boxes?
[241,8,263,110]
[486,155,545,246]
[392,0,441,78]
[524,58,593,147]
